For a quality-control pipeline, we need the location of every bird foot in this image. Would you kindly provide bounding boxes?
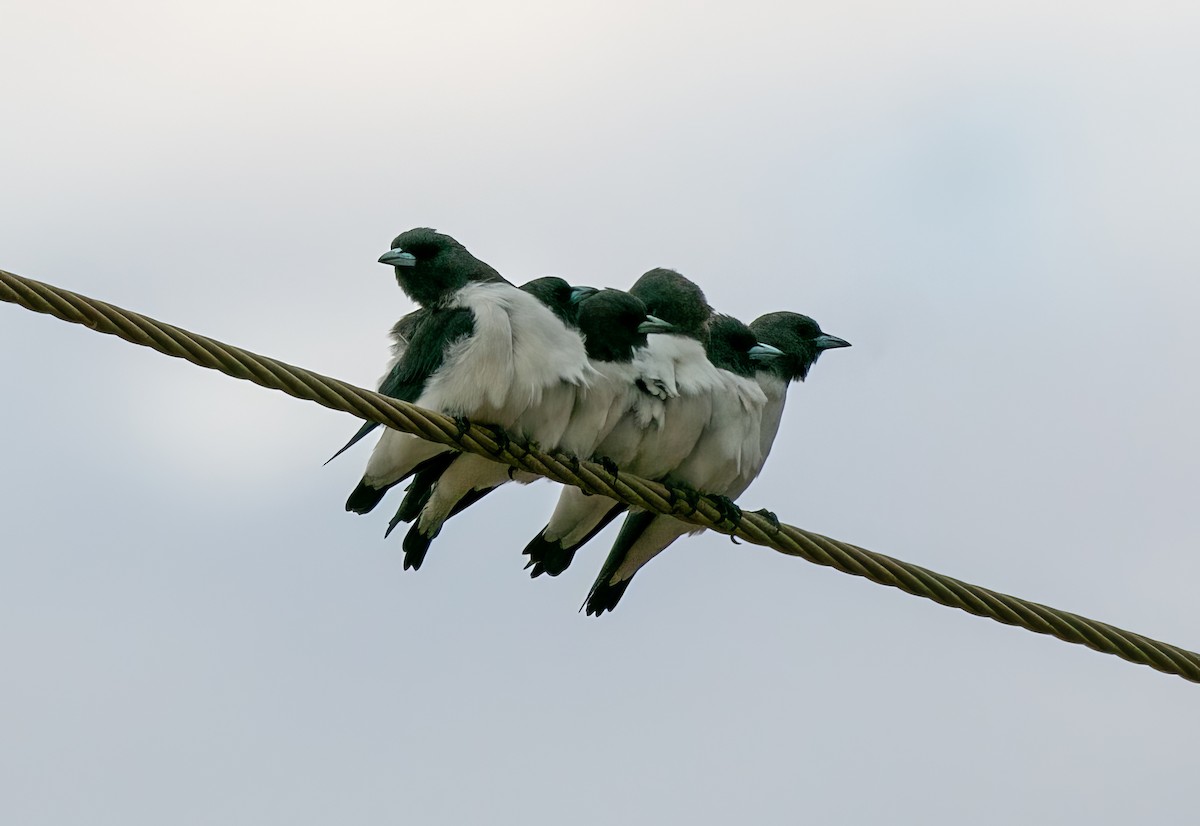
[754,507,781,532]
[453,415,472,438]
[668,483,702,514]
[597,456,620,480]
[484,424,510,452]
[711,495,743,529]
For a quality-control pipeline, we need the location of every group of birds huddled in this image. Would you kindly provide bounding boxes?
[329,227,850,615]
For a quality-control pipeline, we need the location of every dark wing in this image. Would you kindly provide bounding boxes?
[389,307,429,358]
[325,307,475,464]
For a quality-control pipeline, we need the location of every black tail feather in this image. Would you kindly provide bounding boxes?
[522,530,573,578]
[348,451,458,520]
[523,503,627,578]
[402,522,438,571]
[582,510,656,615]
[584,578,632,616]
[346,480,388,514]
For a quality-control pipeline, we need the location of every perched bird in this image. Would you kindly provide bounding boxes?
[583,314,772,614]
[552,290,675,462]
[583,311,850,615]
[522,268,724,577]
[396,289,676,569]
[333,228,592,520]
[748,311,851,469]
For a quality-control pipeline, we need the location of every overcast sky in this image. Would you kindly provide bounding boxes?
[3,2,1199,824]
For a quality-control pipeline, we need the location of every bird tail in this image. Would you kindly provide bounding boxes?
[523,503,626,577]
[392,483,502,568]
[344,452,460,516]
[390,453,459,527]
[583,510,656,616]
[402,520,437,571]
[583,578,631,617]
[386,482,498,539]
[346,480,389,514]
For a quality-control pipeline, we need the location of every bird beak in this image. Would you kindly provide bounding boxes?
[749,342,786,360]
[569,286,599,304]
[813,334,851,350]
[379,250,417,267]
[637,315,675,335]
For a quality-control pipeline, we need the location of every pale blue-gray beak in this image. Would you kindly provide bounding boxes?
[748,342,786,360]
[379,250,416,267]
[569,286,599,304]
[637,315,675,335]
[813,334,851,350]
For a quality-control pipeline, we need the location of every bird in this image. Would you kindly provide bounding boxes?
[583,311,850,615]
[522,268,725,578]
[583,313,770,614]
[395,289,677,569]
[331,228,593,523]
[748,311,851,470]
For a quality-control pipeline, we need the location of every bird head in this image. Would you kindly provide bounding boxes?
[379,228,504,307]
[749,311,850,382]
[704,314,764,377]
[576,290,675,362]
[628,268,712,338]
[520,276,597,327]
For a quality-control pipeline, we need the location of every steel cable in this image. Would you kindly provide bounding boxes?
[2,266,1196,683]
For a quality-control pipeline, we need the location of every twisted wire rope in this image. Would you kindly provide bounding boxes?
[2,266,1197,684]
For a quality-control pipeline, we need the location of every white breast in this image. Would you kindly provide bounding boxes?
[557,360,640,459]
[618,335,725,478]
[669,370,767,494]
[420,282,593,427]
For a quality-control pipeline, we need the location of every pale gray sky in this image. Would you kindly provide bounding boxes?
[2,2,1199,824]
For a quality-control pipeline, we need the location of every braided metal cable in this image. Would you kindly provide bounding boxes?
[2,266,1197,684]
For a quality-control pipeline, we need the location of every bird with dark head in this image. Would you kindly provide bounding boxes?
[744,310,850,489]
[325,229,488,472]
[584,312,773,616]
[331,228,592,535]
